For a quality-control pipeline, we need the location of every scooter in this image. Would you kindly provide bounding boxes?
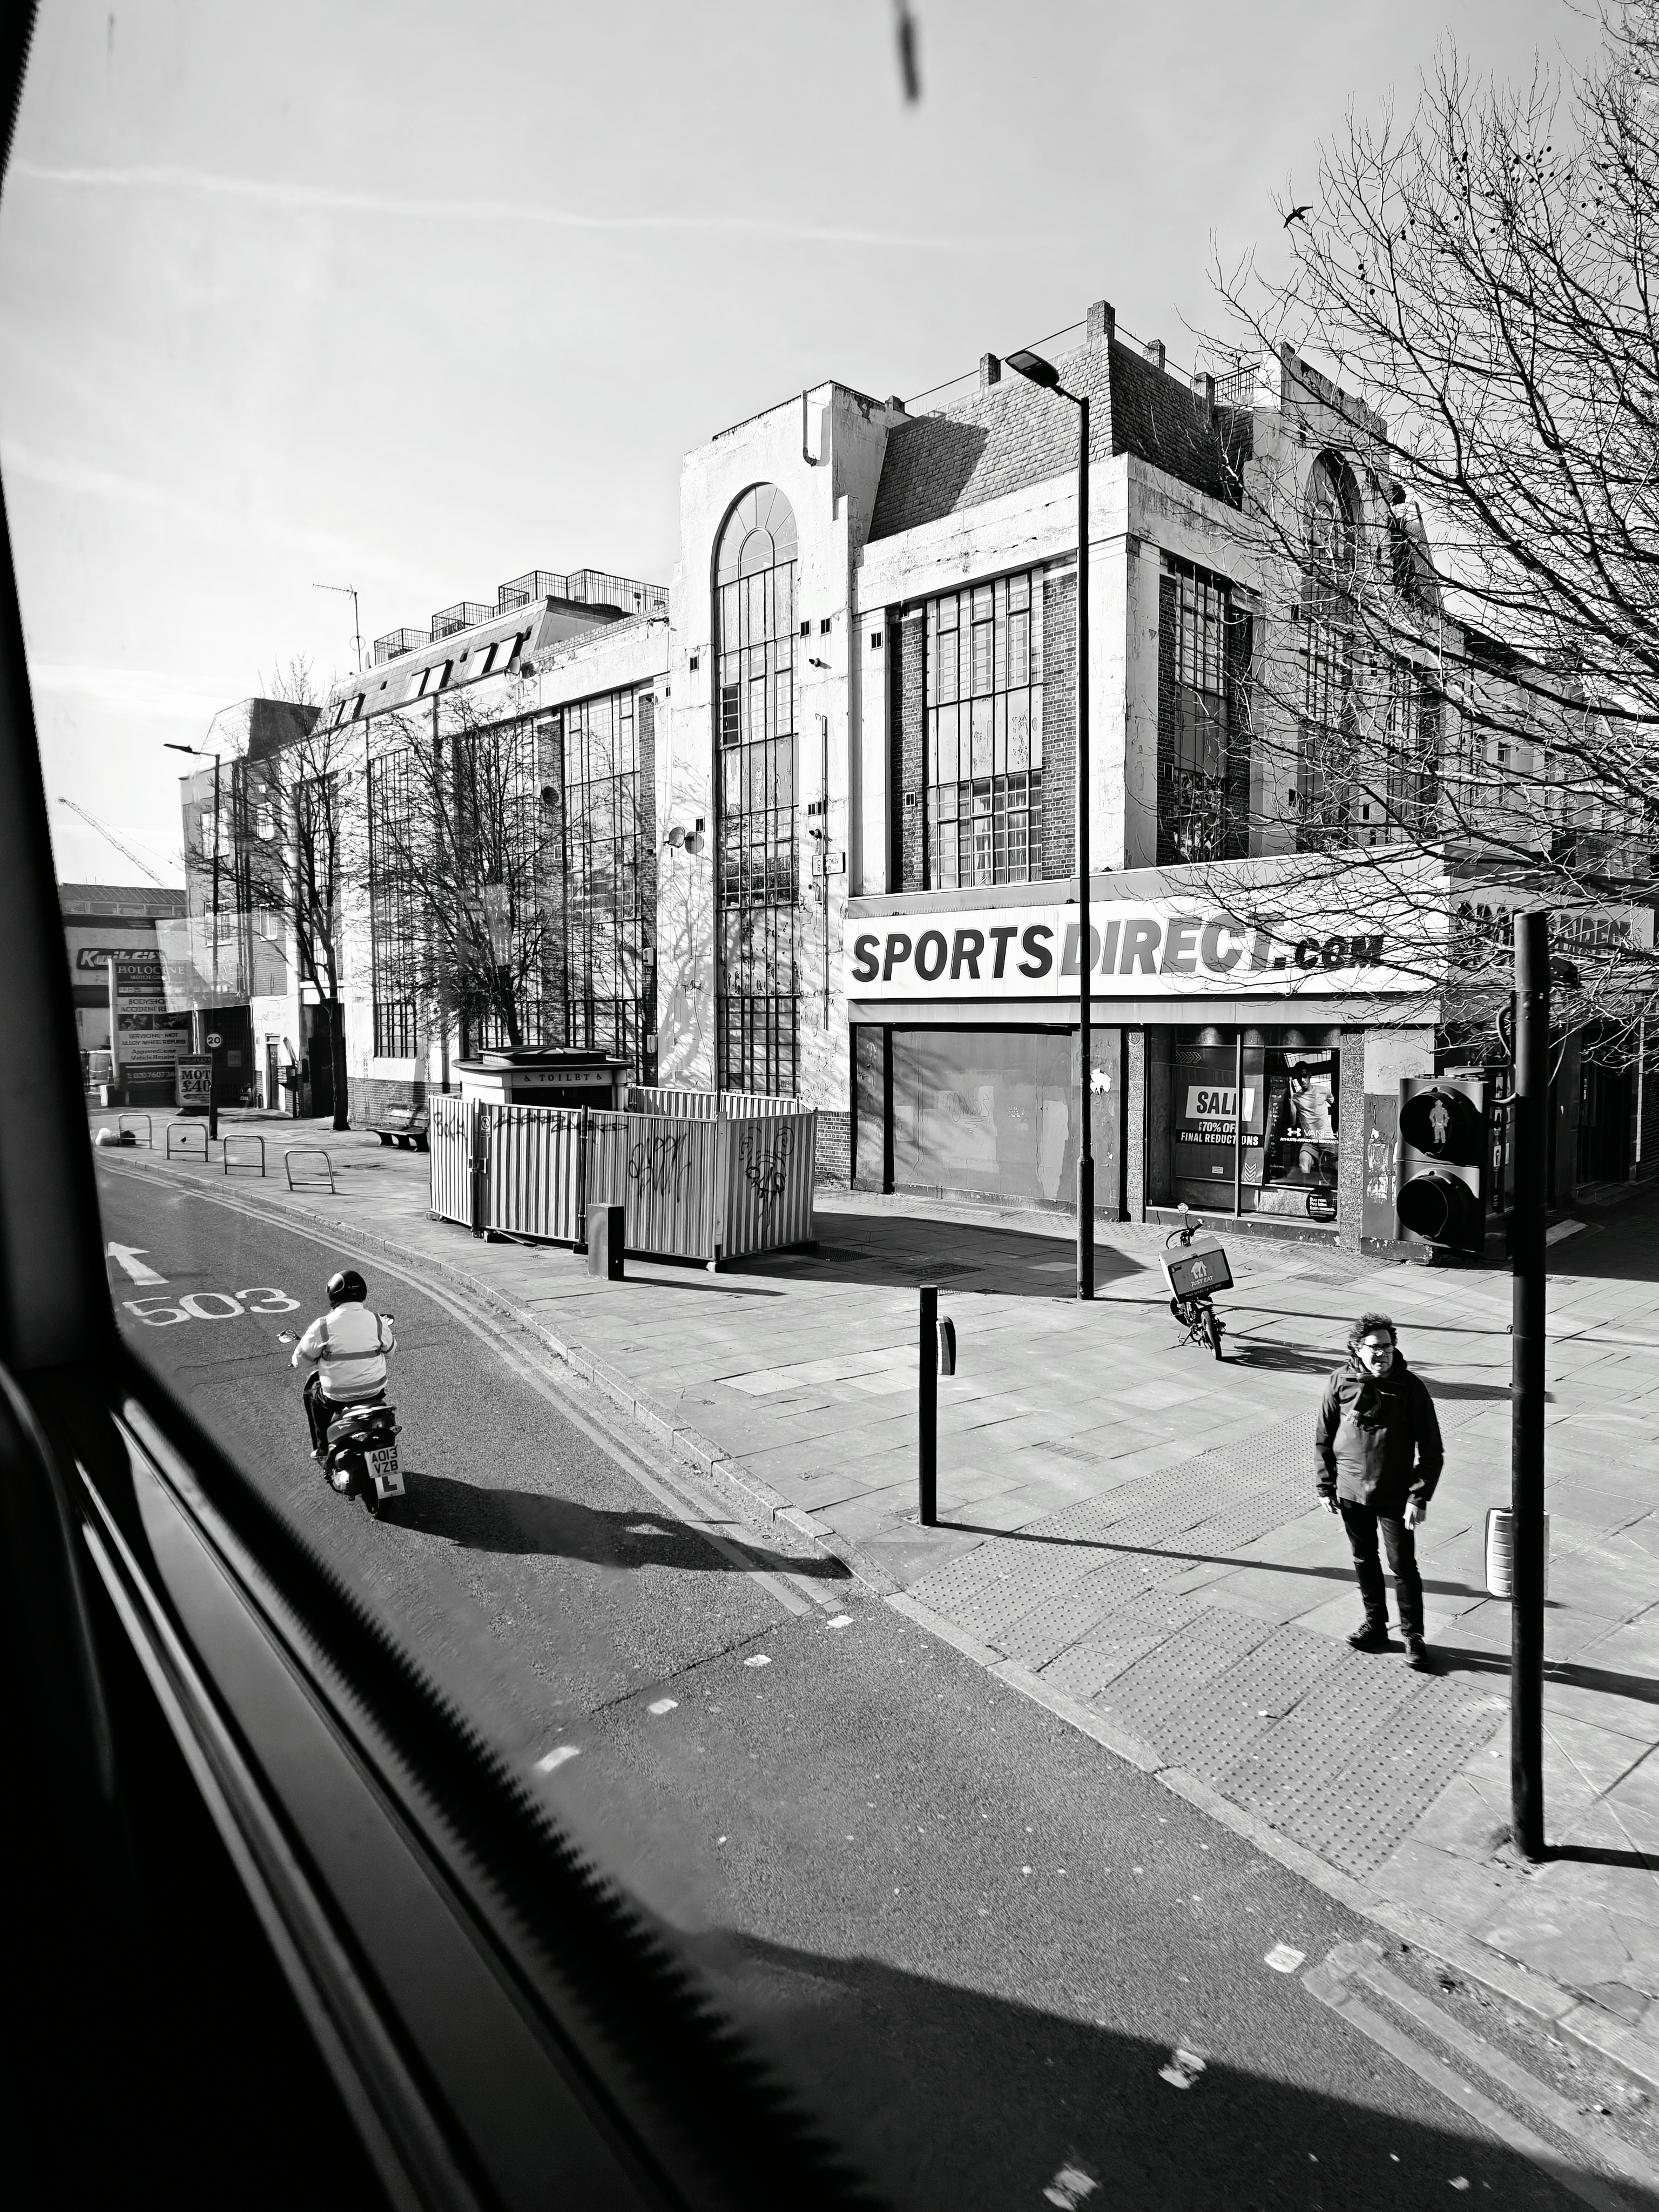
[279,1321,405,1514]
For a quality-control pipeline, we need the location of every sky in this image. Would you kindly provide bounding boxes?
[1,0,1595,887]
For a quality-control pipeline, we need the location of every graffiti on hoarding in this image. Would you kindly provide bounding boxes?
[628,1128,691,1200]
[738,1125,795,1210]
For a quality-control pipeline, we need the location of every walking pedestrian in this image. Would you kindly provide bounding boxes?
[1316,1313,1444,1671]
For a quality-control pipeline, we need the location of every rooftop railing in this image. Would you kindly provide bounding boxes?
[430,601,495,639]
[373,628,431,663]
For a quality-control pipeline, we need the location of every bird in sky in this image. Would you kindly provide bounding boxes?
[1285,203,1313,227]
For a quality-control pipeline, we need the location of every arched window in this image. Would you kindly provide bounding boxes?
[714,485,799,1095]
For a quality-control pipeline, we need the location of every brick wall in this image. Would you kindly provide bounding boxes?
[1041,569,1076,882]
[895,610,926,890]
[348,1073,426,1125]
[815,1108,852,1186]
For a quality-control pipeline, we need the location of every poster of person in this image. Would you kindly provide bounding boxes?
[1256,1050,1339,1218]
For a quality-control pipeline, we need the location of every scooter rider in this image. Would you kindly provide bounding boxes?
[292,1269,396,1464]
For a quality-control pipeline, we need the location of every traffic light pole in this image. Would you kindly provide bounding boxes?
[1510,911,1549,1862]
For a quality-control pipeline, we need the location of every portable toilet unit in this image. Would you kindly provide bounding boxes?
[454,1048,629,1110]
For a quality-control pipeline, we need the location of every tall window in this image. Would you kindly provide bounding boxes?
[367,747,419,1057]
[1296,453,1361,845]
[1157,562,1240,864]
[559,690,656,1081]
[925,570,1044,888]
[1353,663,1441,846]
[716,484,798,1095]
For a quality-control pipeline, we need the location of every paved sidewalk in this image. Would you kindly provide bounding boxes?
[95,1108,1659,2087]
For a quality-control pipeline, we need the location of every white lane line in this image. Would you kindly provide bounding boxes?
[1339,1943,1659,2200]
[102,1166,817,1619]
[1304,1950,1634,2212]
[107,1241,166,1285]
[535,1745,579,1774]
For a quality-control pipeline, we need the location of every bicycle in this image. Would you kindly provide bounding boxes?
[1161,1205,1232,1360]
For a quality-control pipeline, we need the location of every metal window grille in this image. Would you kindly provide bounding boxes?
[715,486,800,1095]
[558,688,657,1081]
[367,747,419,1058]
[923,567,1044,889]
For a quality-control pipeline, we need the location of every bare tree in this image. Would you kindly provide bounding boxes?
[1204,2,1659,1054]
[370,690,561,1055]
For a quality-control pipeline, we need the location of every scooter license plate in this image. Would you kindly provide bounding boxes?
[368,1445,403,1499]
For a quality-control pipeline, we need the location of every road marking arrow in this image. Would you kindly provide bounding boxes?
[107,1243,165,1286]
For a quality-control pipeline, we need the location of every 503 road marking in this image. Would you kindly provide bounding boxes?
[122,1287,301,1326]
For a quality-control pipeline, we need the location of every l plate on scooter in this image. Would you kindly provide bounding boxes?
[368,1445,404,1500]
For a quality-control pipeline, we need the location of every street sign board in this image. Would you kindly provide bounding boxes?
[206,1031,224,1049]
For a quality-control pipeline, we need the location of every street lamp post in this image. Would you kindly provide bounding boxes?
[1007,348,1092,1298]
[165,738,225,1137]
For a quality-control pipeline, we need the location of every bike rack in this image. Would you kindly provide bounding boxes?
[165,1121,210,1162]
[117,1112,152,1147]
[285,1146,335,1194]
[222,1132,266,1178]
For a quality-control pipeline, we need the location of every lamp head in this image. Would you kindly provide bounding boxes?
[1006,349,1060,390]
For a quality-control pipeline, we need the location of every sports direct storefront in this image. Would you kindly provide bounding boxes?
[844,864,1443,1240]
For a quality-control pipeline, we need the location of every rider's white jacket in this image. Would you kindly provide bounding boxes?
[292,1304,395,1401]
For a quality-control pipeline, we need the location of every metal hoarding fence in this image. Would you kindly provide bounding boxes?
[482,1105,585,1244]
[624,1114,722,1261]
[426,1088,816,1263]
[626,1085,799,1121]
[719,1108,817,1257]
[428,1094,476,1229]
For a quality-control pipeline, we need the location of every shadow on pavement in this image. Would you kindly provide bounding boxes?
[938,1520,1494,1604]
[391,1472,850,1580]
[1431,1642,1659,1707]
[1550,1843,1659,1872]
[1545,1181,1659,1284]
[739,1218,1143,1297]
[689,1931,1635,2211]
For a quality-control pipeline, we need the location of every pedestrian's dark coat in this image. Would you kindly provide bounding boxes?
[1314,1351,1444,1510]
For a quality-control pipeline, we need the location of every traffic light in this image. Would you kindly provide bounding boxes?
[1396,1075,1487,1255]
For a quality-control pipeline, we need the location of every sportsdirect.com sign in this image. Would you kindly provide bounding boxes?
[845,899,1434,1003]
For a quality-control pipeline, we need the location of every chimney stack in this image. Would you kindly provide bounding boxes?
[1146,339,1166,372]
[1198,370,1216,417]
[979,352,1001,389]
[1087,299,1115,345]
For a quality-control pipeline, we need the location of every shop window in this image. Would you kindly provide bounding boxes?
[1153,1029,1340,1224]
[923,568,1044,888]
[889,1027,1120,1208]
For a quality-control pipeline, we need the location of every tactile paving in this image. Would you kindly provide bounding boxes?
[1126,1621,1338,1785]
[992,1555,1163,1668]
[1038,1589,1205,1701]
[1095,1607,1277,1745]
[908,1535,1098,1634]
